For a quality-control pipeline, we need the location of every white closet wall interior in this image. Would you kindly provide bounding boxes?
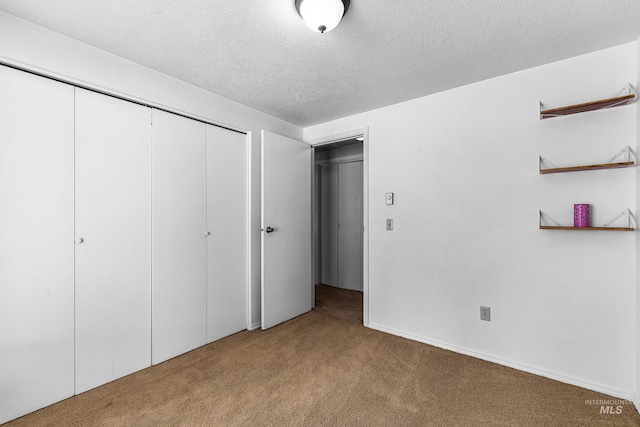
[337,161,363,291]
[74,88,152,393]
[0,66,75,424]
[206,125,248,343]
[151,109,208,365]
[320,164,339,286]
[319,160,363,291]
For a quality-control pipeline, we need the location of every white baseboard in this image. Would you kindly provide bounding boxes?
[248,321,261,331]
[367,322,635,402]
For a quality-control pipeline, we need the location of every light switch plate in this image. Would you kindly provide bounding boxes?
[385,192,394,205]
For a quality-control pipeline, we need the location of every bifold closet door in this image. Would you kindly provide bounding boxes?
[151,110,207,364]
[337,161,363,291]
[206,125,248,343]
[0,67,75,424]
[74,88,152,393]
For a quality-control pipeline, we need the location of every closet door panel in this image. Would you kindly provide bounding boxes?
[206,125,247,343]
[75,88,152,393]
[320,164,338,287]
[337,161,363,291]
[0,67,74,424]
[152,110,207,364]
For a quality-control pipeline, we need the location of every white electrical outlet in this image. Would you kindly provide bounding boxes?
[480,306,491,321]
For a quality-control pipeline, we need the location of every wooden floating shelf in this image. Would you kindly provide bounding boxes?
[540,226,634,232]
[539,161,635,174]
[540,93,635,119]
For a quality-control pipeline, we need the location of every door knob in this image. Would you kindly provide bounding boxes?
[265,226,275,233]
[204,231,210,236]
[75,237,84,244]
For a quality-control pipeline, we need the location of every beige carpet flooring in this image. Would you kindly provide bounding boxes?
[314,284,363,323]
[4,285,640,426]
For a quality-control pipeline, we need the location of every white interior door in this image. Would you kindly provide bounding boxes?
[75,88,152,393]
[261,130,312,330]
[206,125,248,342]
[0,66,75,424]
[151,110,207,364]
[337,161,364,291]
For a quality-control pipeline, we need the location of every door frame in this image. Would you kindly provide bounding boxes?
[245,131,255,331]
[309,128,369,326]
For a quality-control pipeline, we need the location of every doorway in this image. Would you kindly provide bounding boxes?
[313,137,364,323]
[260,129,367,331]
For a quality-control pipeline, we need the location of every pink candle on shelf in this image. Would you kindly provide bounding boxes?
[574,204,590,228]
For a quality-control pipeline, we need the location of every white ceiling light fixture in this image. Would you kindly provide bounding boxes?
[295,0,350,34]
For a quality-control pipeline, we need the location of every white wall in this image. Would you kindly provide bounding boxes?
[306,43,638,398]
[3,8,637,401]
[636,35,640,412]
[0,11,303,328]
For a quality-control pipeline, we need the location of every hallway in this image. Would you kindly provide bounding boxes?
[314,284,363,324]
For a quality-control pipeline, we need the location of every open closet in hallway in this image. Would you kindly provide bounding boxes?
[315,140,363,292]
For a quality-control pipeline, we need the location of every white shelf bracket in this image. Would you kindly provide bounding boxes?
[539,210,561,227]
[538,156,559,171]
[600,84,637,110]
[538,101,562,119]
[538,101,544,120]
[614,83,637,99]
[601,209,634,229]
[605,145,634,164]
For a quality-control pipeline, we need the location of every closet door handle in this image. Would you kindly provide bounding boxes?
[265,226,275,233]
[204,231,210,236]
[75,237,84,244]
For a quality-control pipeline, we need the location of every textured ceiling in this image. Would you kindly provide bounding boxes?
[1,0,640,127]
